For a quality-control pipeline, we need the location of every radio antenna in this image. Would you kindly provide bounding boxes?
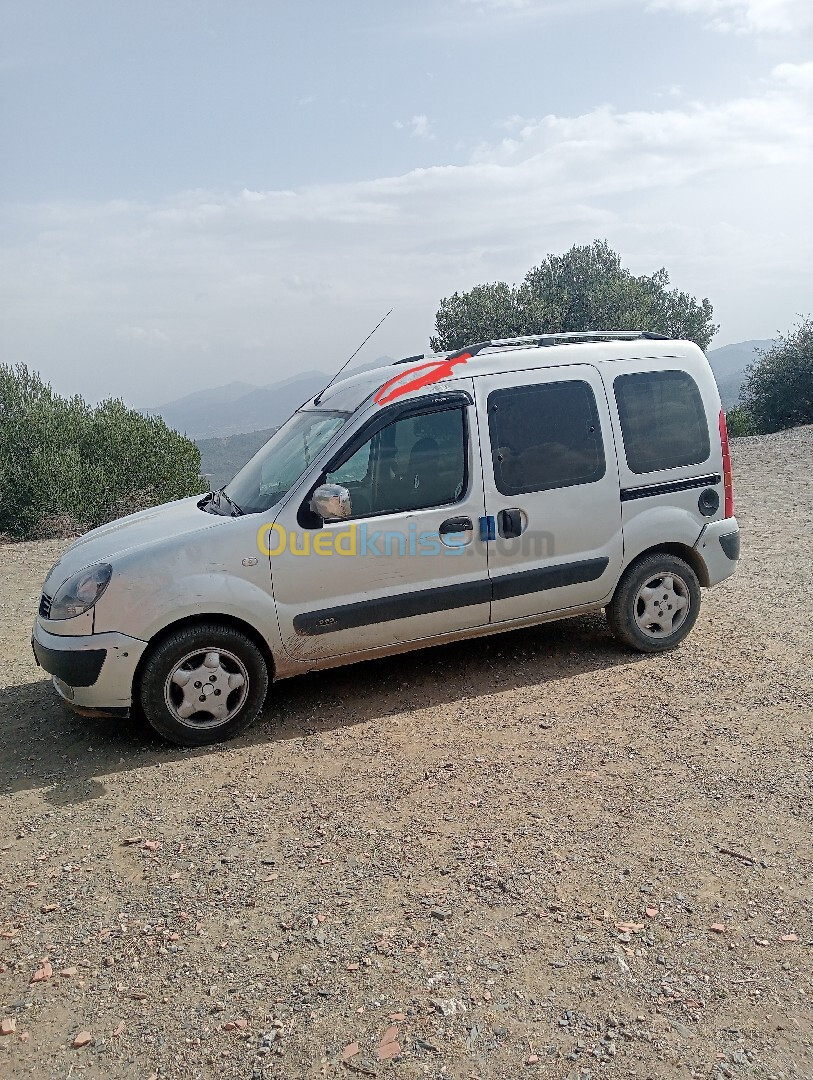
[313,308,393,405]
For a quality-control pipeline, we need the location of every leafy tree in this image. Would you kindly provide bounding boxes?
[430,240,718,353]
[738,318,813,434]
[723,406,756,438]
[0,363,207,540]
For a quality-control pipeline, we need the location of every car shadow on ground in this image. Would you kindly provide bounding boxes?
[1,612,644,805]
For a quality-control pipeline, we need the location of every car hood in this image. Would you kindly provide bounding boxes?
[43,496,226,593]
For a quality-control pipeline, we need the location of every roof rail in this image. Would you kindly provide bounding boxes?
[394,331,670,366]
[481,330,671,350]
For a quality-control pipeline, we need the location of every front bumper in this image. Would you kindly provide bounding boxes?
[31,620,148,714]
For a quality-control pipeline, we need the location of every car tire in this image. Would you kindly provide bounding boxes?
[139,623,269,746]
[606,553,701,653]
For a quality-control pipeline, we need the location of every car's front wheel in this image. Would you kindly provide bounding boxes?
[139,623,269,746]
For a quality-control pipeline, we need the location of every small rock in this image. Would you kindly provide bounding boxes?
[430,908,452,921]
[60,968,78,978]
[432,998,465,1018]
[380,1025,399,1045]
[72,1031,92,1048]
[121,836,143,846]
[1,1018,16,1037]
[31,961,53,983]
[414,1035,440,1052]
[709,923,726,934]
[377,1040,401,1060]
[342,1041,360,1061]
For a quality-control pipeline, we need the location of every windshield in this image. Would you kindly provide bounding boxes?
[223,409,348,515]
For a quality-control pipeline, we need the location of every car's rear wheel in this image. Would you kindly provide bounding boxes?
[139,623,269,746]
[606,553,700,653]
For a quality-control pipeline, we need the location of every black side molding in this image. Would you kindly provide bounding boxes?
[293,578,491,637]
[492,557,609,601]
[621,473,721,502]
[294,556,612,637]
[719,530,740,561]
[32,639,106,687]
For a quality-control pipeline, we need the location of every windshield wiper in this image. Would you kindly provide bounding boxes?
[216,489,244,517]
[201,489,243,516]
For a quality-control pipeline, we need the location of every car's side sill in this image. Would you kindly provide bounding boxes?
[275,598,610,679]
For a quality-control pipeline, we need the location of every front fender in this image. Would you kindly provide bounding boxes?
[93,567,285,659]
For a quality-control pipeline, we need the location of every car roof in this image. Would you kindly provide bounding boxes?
[310,332,706,412]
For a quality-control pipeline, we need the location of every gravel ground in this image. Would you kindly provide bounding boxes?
[1,429,811,1080]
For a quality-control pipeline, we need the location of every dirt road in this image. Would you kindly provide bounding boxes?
[1,430,811,1079]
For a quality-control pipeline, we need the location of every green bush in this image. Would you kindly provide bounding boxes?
[724,406,756,438]
[0,363,208,540]
[739,318,813,434]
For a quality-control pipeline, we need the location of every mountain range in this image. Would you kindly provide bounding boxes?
[706,338,772,408]
[144,370,331,440]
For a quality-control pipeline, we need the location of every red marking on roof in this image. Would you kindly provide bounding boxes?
[374,352,472,406]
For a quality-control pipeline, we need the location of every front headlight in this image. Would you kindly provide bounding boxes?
[49,564,113,621]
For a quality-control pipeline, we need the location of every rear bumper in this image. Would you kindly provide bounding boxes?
[32,621,147,713]
[694,517,740,587]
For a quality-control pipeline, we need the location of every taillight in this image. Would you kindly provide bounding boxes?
[719,409,734,518]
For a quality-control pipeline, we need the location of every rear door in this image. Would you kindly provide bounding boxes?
[605,361,724,537]
[475,364,624,623]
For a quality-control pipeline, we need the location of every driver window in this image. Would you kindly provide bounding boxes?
[328,441,371,486]
[326,406,467,518]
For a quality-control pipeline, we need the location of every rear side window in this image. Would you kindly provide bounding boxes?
[488,380,606,496]
[614,370,710,474]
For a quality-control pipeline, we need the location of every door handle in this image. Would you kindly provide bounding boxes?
[497,508,525,539]
[439,516,473,536]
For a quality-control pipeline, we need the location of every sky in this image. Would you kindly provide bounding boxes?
[1,0,812,408]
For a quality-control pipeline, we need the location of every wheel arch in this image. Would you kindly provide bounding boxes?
[132,613,277,704]
[620,542,710,590]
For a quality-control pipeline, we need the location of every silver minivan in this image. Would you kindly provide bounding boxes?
[32,332,740,746]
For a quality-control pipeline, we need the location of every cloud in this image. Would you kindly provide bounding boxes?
[648,0,813,33]
[395,114,434,139]
[115,325,170,346]
[2,63,811,403]
[772,60,813,91]
[458,0,813,33]
[477,70,813,177]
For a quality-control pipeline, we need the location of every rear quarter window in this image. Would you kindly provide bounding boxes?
[614,370,710,474]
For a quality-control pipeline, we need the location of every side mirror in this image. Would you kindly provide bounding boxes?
[310,484,352,522]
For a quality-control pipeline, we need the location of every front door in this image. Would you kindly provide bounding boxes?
[474,364,623,624]
[271,383,491,662]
